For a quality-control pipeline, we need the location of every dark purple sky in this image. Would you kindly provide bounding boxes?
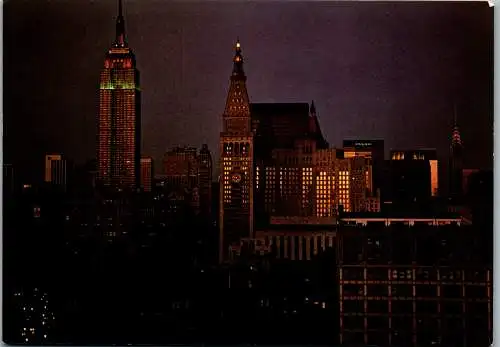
[4,1,493,181]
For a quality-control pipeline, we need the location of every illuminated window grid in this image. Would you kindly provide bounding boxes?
[338,170,350,212]
[256,166,260,190]
[98,66,139,189]
[315,171,334,217]
[302,167,313,208]
[223,157,232,203]
[265,167,276,209]
[339,265,491,346]
[338,226,493,347]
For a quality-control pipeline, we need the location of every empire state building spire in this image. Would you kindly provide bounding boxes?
[115,0,126,47]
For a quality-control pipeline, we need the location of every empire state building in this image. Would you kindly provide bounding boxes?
[97,0,141,191]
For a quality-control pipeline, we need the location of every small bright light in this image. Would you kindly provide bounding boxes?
[236,42,240,48]
[25,338,28,342]
[44,335,47,339]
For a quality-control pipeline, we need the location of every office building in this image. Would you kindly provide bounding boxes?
[219,39,255,263]
[44,154,67,189]
[198,144,213,216]
[390,149,439,198]
[97,0,141,191]
[450,118,464,198]
[343,139,385,195]
[218,41,374,262]
[162,145,213,214]
[338,217,491,347]
[140,156,153,192]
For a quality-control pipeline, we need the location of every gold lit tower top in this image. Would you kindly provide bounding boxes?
[232,38,245,76]
[223,38,251,134]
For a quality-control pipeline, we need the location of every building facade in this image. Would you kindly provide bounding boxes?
[337,218,491,347]
[162,145,213,215]
[449,120,464,198]
[198,144,213,216]
[44,154,67,189]
[218,42,376,262]
[229,216,492,347]
[343,139,385,195]
[140,156,153,192]
[390,149,439,198]
[97,0,141,191]
[219,40,255,263]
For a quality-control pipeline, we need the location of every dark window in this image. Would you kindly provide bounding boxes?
[342,331,364,345]
[416,300,438,315]
[466,286,487,299]
[367,316,389,330]
[416,284,436,297]
[343,284,364,297]
[442,301,463,315]
[367,331,389,346]
[392,300,413,315]
[391,284,413,298]
[466,301,489,316]
[343,299,364,314]
[342,267,364,281]
[342,315,364,329]
[367,299,388,314]
[442,285,462,299]
[366,267,388,281]
[367,284,388,297]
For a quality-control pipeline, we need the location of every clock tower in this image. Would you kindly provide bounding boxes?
[219,39,254,263]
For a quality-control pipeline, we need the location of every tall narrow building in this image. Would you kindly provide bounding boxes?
[219,39,254,263]
[449,110,463,198]
[97,0,141,191]
[45,154,67,189]
[198,144,213,217]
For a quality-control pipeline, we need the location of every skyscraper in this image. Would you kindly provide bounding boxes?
[390,149,439,198]
[140,156,153,192]
[449,112,463,198]
[198,144,213,217]
[219,39,254,263]
[97,0,141,191]
[44,154,67,189]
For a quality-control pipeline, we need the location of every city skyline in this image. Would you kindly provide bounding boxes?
[3,1,493,345]
[4,1,493,181]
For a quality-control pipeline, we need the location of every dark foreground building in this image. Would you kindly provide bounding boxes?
[229,213,492,347]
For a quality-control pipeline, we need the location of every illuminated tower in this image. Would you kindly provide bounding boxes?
[449,108,463,198]
[219,39,254,263]
[97,0,141,191]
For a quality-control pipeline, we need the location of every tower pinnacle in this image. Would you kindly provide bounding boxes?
[451,104,462,147]
[232,38,244,76]
[115,0,126,47]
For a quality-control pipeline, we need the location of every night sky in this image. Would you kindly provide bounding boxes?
[4,1,493,182]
